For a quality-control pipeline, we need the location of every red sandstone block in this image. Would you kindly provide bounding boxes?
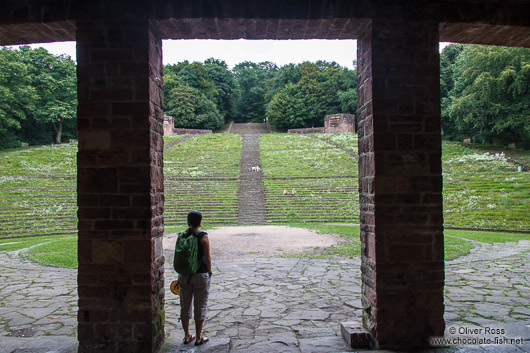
[122,240,151,264]
[78,168,118,193]
[112,102,150,116]
[120,184,150,194]
[77,323,94,342]
[77,151,98,166]
[91,47,135,63]
[98,195,131,207]
[92,118,130,130]
[78,285,113,299]
[94,220,135,231]
[78,101,111,120]
[97,150,130,166]
[77,64,105,82]
[118,166,150,183]
[78,207,112,219]
[373,132,396,151]
[396,133,414,150]
[117,285,151,299]
[78,130,112,151]
[135,219,151,230]
[389,244,425,263]
[411,176,442,192]
[78,240,94,265]
[151,216,163,228]
[78,274,99,286]
[422,193,442,204]
[77,220,94,231]
[94,240,123,264]
[112,208,151,220]
[94,323,127,341]
[429,153,443,174]
[131,196,150,208]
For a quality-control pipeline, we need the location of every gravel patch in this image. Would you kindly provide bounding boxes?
[163,225,339,260]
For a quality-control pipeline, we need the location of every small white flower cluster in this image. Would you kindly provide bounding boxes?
[448,152,511,167]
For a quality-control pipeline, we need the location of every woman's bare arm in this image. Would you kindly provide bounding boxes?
[201,234,212,275]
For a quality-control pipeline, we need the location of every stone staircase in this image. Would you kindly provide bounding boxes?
[233,123,270,225]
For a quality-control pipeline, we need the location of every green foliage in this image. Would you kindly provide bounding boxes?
[204,58,239,122]
[0,47,37,148]
[19,46,77,144]
[266,84,309,130]
[442,44,530,145]
[233,61,277,122]
[164,59,238,128]
[0,46,76,149]
[165,86,223,130]
[266,61,357,131]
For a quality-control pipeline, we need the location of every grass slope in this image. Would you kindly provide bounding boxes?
[0,133,529,267]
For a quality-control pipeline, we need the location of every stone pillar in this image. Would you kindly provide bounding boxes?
[76,20,165,353]
[357,20,444,349]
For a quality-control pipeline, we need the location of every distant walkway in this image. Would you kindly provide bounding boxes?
[228,122,271,134]
[1,229,529,352]
[233,123,270,225]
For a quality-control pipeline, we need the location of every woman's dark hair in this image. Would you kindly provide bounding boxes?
[187,210,202,228]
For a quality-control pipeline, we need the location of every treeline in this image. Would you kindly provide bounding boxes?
[0,46,76,149]
[441,44,530,146]
[2,44,530,150]
[163,59,357,131]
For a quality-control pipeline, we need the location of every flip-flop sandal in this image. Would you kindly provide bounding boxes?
[195,336,209,345]
[183,335,195,344]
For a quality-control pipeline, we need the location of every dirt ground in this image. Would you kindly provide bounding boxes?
[163,225,339,260]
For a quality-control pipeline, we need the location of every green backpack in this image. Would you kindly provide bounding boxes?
[173,230,201,275]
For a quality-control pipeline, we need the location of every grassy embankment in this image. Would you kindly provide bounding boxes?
[0,134,529,266]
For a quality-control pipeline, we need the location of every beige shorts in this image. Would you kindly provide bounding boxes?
[178,273,211,321]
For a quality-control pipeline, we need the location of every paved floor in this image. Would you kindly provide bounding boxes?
[0,239,529,352]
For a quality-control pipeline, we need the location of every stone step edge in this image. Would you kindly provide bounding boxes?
[341,321,370,348]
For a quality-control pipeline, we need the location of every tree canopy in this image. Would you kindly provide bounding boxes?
[0,46,76,149]
[441,44,530,145]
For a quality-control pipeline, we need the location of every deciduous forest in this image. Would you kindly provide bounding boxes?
[1,44,530,149]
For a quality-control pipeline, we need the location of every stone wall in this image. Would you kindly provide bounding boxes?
[163,116,212,136]
[324,114,355,133]
[287,114,355,134]
[287,127,325,134]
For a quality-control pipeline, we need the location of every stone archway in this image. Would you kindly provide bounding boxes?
[3,1,530,352]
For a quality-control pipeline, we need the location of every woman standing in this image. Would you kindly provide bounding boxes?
[178,210,212,345]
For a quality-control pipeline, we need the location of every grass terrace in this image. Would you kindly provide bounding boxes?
[0,131,529,268]
[0,143,77,238]
[260,133,358,224]
[163,133,241,229]
[442,141,530,230]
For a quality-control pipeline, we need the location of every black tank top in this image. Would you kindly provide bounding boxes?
[196,231,208,273]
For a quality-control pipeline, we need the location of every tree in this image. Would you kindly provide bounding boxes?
[176,62,218,102]
[165,86,223,130]
[267,84,310,131]
[19,46,76,144]
[233,61,275,122]
[204,58,239,122]
[443,44,530,145]
[266,61,357,130]
[0,47,36,148]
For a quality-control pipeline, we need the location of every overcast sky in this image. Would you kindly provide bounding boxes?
[17,39,357,68]
[11,39,451,69]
